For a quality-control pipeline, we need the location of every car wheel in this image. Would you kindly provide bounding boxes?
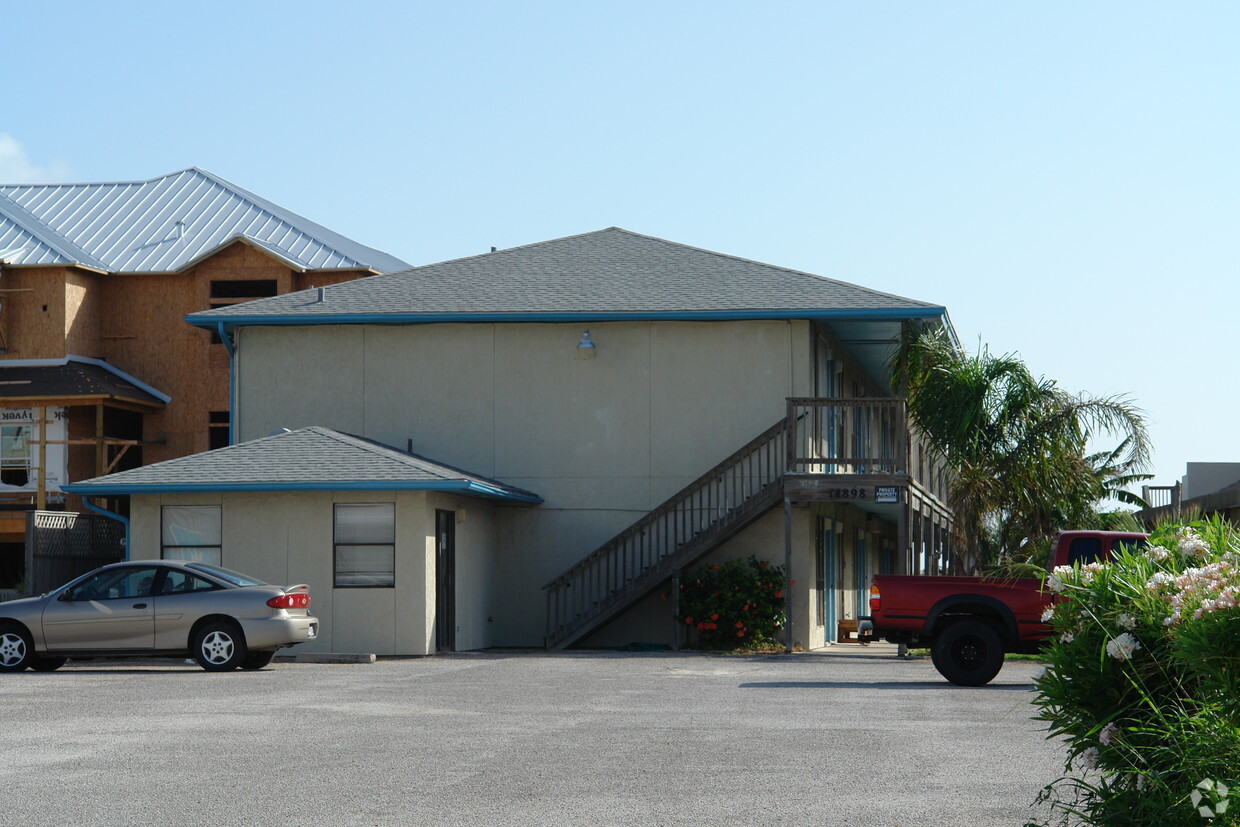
[0,624,35,672]
[30,656,68,672]
[193,621,248,672]
[931,618,1005,686]
[240,650,276,670]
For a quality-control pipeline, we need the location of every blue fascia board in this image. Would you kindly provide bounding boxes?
[61,479,543,504]
[185,306,948,330]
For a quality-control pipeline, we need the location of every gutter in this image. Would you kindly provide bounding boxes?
[79,496,131,561]
[62,479,544,505]
[187,306,950,333]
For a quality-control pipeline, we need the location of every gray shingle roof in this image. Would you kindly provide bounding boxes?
[0,357,168,407]
[185,227,943,325]
[0,168,410,274]
[62,426,541,503]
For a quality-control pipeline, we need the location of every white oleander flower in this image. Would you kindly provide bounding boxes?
[1116,613,1136,631]
[1146,571,1174,591]
[1105,632,1141,661]
[1177,528,1211,558]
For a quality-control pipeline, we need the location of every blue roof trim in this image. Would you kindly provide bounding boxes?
[61,479,544,504]
[186,307,948,329]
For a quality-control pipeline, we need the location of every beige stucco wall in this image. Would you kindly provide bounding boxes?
[234,319,814,647]
[128,489,497,656]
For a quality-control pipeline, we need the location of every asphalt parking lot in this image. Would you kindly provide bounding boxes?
[0,647,1064,826]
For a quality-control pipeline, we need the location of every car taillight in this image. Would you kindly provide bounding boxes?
[267,593,311,609]
[869,585,881,612]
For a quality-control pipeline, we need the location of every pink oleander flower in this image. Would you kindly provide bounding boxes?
[1076,746,1100,771]
[1099,722,1119,746]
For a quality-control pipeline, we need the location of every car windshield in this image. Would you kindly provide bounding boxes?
[186,563,268,587]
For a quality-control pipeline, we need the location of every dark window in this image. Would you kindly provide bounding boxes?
[1067,537,1103,566]
[1113,537,1148,552]
[159,570,220,594]
[64,566,162,601]
[210,280,278,301]
[208,411,230,450]
[208,280,278,343]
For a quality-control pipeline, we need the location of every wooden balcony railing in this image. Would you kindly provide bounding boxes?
[1142,483,1181,510]
[787,397,950,503]
[787,397,906,475]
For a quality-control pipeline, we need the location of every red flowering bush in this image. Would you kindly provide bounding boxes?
[677,556,787,649]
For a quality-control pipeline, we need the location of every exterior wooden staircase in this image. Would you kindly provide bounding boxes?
[543,418,790,649]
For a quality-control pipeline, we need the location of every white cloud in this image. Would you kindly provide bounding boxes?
[0,134,71,183]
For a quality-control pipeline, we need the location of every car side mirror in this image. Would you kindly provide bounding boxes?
[58,591,74,602]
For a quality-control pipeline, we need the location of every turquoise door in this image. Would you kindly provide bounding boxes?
[817,517,837,641]
[854,530,868,618]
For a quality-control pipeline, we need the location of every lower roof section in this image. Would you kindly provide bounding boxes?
[62,425,543,505]
[0,356,169,409]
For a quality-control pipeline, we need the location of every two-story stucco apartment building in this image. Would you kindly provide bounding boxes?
[66,228,954,655]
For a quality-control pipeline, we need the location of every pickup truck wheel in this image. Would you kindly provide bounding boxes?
[931,619,1004,686]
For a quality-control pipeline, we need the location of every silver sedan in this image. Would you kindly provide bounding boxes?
[0,560,319,672]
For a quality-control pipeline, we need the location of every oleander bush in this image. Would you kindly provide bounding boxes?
[676,556,787,650]
[1029,517,1240,826]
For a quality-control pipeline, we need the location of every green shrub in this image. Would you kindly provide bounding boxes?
[1030,517,1240,826]
[676,556,787,650]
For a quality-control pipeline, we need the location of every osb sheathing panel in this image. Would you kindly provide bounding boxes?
[293,270,373,291]
[4,248,370,468]
[0,267,73,359]
[98,245,371,463]
[64,269,104,357]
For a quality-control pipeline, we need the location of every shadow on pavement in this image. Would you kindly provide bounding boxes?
[738,680,1036,690]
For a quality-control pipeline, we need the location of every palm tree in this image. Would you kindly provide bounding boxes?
[891,325,1150,572]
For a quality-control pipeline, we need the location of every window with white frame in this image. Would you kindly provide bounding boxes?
[161,505,222,565]
[334,503,395,587]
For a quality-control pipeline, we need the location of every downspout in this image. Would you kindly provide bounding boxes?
[81,496,130,561]
[216,322,236,446]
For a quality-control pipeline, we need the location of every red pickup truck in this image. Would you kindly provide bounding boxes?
[867,530,1148,686]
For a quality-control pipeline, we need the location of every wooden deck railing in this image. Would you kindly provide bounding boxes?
[787,397,907,475]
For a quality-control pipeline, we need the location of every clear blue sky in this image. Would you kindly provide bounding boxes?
[5,1,1237,492]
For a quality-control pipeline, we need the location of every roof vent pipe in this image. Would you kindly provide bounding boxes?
[317,286,325,303]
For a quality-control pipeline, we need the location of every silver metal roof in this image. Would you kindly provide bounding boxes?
[0,168,409,274]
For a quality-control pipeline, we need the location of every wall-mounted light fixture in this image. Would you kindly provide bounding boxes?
[576,330,597,359]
